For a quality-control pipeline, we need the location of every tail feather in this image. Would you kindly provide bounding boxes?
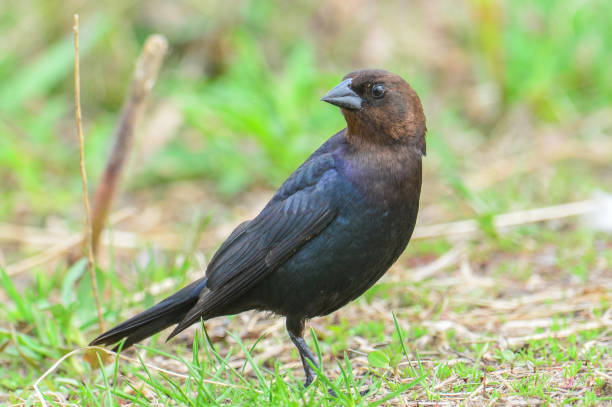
[90,277,207,350]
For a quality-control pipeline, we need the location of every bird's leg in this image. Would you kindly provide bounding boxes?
[286,318,318,388]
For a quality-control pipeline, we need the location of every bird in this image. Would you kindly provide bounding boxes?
[90,69,427,389]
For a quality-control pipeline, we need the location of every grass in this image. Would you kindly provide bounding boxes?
[1,235,612,406]
[2,195,611,405]
[2,0,612,405]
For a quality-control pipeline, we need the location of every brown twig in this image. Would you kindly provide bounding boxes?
[89,34,168,255]
[73,14,104,332]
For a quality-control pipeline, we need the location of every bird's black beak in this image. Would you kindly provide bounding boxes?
[321,79,362,110]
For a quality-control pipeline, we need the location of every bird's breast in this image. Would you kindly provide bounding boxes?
[337,149,421,214]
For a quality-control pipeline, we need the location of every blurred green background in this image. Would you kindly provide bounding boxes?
[1,1,612,403]
[2,0,611,225]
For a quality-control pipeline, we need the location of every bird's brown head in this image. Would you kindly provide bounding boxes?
[321,69,426,154]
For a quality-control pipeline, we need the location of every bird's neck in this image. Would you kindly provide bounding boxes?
[344,121,426,157]
[339,137,423,207]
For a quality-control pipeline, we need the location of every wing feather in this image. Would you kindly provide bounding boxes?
[205,153,337,292]
[168,149,342,337]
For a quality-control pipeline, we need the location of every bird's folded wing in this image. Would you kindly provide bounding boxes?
[204,153,338,298]
[167,154,340,339]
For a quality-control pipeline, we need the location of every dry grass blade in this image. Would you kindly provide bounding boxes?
[408,243,466,282]
[5,235,82,277]
[73,14,103,332]
[504,319,612,347]
[412,199,598,240]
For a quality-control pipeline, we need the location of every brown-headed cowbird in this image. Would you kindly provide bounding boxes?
[91,69,426,388]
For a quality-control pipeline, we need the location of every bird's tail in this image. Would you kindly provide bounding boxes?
[89,277,207,350]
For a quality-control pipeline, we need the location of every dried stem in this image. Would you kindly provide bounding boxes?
[411,199,598,240]
[73,14,104,332]
[89,34,168,255]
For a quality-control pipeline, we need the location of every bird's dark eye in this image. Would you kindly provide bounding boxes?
[372,84,385,99]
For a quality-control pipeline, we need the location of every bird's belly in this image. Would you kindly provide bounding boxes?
[250,203,416,319]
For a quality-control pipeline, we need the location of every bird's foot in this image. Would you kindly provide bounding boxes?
[303,374,314,389]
